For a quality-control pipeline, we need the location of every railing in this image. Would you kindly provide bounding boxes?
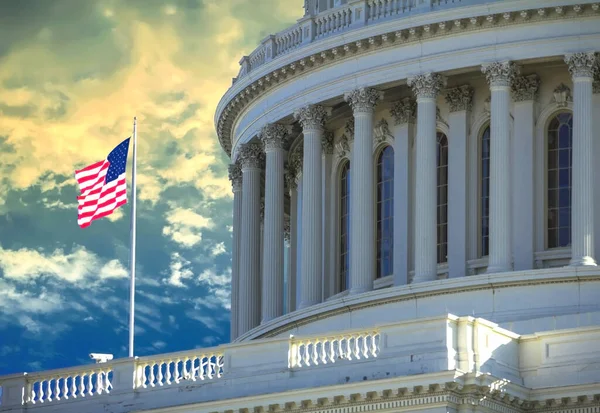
[234,0,472,81]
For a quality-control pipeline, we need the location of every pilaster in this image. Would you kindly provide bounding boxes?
[408,73,446,283]
[481,61,519,274]
[344,87,384,293]
[228,162,243,340]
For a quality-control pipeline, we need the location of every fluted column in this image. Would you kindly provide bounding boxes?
[321,131,334,300]
[345,88,383,294]
[481,61,518,274]
[237,143,264,336]
[294,105,330,308]
[285,164,298,313]
[228,163,243,341]
[407,74,446,283]
[259,124,289,322]
[565,52,599,267]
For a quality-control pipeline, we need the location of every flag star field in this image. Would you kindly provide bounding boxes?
[0,0,303,375]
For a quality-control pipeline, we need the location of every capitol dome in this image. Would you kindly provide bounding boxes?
[1,1,600,412]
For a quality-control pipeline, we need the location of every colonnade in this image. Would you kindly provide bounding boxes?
[228,53,599,339]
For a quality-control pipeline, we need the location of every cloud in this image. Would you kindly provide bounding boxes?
[210,242,226,257]
[162,207,214,248]
[195,267,231,311]
[162,252,194,287]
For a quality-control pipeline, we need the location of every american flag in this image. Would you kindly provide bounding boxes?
[75,138,131,228]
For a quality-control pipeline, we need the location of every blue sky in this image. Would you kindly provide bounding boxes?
[0,0,302,375]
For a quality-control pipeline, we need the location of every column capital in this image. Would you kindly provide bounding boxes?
[294,104,331,130]
[259,123,291,151]
[407,73,446,99]
[321,130,334,154]
[565,52,598,79]
[481,61,519,87]
[344,87,384,113]
[238,143,264,170]
[228,162,243,191]
[390,97,416,124]
[445,85,474,112]
[511,74,540,102]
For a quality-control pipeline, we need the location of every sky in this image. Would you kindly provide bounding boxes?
[0,0,303,375]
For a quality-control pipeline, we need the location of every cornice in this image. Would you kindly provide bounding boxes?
[215,3,600,157]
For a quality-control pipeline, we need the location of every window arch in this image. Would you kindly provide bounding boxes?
[376,145,394,278]
[339,162,351,291]
[437,132,448,264]
[480,124,491,257]
[547,111,573,249]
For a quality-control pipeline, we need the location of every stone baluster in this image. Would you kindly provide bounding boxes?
[344,88,383,294]
[408,74,446,282]
[228,163,242,340]
[237,143,264,335]
[294,105,330,308]
[565,52,599,267]
[481,61,519,274]
[259,124,289,323]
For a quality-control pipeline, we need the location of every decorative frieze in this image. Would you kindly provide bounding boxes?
[390,97,416,124]
[553,83,572,107]
[481,61,519,87]
[564,51,598,78]
[373,118,392,144]
[511,74,540,102]
[238,143,264,169]
[293,104,330,130]
[335,134,350,158]
[344,88,384,113]
[445,85,474,112]
[259,123,291,150]
[408,73,446,99]
[228,162,243,191]
[321,131,334,154]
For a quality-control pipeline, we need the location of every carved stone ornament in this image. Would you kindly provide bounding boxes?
[321,131,334,154]
[335,134,350,158]
[511,74,540,102]
[407,73,447,99]
[483,96,491,113]
[283,215,291,245]
[238,143,264,169]
[445,85,474,112]
[594,78,600,95]
[481,61,519,87]
[436,106,447,126]
[289,150,303,178]
[373,118,392,144]
[259,198,265,222]
[564,51,599,78]
[228,162,243,191]
[553,83,572,107]
[344,118,355,140]
[259,123,291,151]
[293,104,331,130]
[284,161,297,192]
[390,97,416,124]
[344,88,384,113]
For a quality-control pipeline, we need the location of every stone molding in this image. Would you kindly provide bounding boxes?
[238,143,265,170]
[408,73,447,99]
[481,61,520,87]
[445,85,474,112]
[216,5,600,156]
[511,74,540,102]
[390,97,416,125]
[228,162,243,191]
[564,51,599,78]
[293,104,331,130]
[259,123,291,151]
[344,87,384,113]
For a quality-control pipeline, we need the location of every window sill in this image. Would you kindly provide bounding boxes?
[407,264,450,283]
[467,257,488,275]
[374,275,393,289]
[535,248,571,269]
[326,289,350,301]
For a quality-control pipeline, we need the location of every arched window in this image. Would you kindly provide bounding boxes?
[340,162,351,291]
[376,146,394,278]
[437,132,448,264]
[547,112,573,249]
[480,125,491,257]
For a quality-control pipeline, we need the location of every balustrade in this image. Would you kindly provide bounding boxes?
[135,351,224,388]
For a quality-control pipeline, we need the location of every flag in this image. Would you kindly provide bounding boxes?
[75,138,131,228]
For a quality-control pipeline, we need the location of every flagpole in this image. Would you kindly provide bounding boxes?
[128,117,137,358]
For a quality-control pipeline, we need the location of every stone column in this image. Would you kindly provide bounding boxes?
[445,85,473,278]
[237,143,264,336]
[344,88,383,294]
[390,97,416,286]
[228,162,243,341]
[565,52,598,267]
[481,61,518,274]
[285,163,298,313]
[407,74,446,283]
[294,105,330,308]
[321,131,334,300]
[511,74,539,271]
[259,124,289,323]
[593,75,600,261]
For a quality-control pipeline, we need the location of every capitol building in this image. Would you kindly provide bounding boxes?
[2,0,600,412]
